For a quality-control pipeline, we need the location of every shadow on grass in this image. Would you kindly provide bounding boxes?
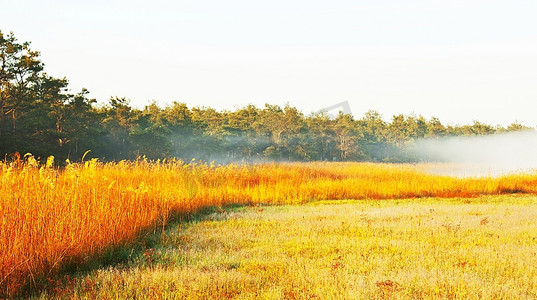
[19,203,248,299]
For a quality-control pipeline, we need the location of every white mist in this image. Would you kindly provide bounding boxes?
[415,131,537,177]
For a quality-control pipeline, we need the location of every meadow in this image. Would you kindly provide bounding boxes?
[35,196,537,299]
[2,156,537,297]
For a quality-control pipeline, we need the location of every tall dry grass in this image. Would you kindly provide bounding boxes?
[2,157,537,296]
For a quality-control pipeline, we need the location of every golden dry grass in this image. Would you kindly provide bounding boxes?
[35,196,537,299]
[2,157,537,296]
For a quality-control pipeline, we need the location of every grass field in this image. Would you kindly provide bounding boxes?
[34,195,537,299]
[3,157,537,297]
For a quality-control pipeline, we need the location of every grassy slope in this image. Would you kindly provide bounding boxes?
[36,195,537,299]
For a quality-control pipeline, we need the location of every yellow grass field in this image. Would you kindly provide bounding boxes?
[2,157,537,297]
[34,196,537,299]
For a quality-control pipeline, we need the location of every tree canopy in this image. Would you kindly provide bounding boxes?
[1,31,533,163]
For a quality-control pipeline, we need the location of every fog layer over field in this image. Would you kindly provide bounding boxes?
[415,131,537,177]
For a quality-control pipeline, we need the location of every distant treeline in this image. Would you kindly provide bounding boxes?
[1,31,534,163]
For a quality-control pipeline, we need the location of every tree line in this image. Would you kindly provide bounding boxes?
[1,31,533,163]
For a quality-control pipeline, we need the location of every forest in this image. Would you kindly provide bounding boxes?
[1,30,533,163]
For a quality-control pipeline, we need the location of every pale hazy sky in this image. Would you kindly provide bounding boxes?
[3,0,537,126]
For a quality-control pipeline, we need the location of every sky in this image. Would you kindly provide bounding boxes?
[3,0,537,126]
